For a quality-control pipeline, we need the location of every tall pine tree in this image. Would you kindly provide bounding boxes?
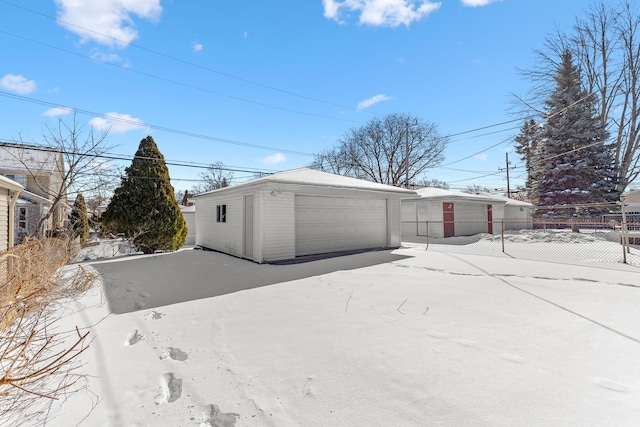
[69,193,89,243]
[102,136,187,253]
[514,119,542,204]
[535,51,617,218]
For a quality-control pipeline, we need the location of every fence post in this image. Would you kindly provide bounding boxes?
[621,200,629,263]
[501,219,505,253]
[425,221,429,251]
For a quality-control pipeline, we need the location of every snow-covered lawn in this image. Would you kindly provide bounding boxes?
[44,238,640,427]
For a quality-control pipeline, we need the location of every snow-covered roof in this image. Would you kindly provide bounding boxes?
[17,190,51,205]
[478,192,534,207]
[0,174,23,192]
[409,187,507,203]
[193,168,417,197]
[0,144,62,174]
[180,205,196,213]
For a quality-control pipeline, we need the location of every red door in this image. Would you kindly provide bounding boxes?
[443,202,455,237]
[487,204,493,234]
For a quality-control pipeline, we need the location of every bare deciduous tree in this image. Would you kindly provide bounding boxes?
[416,178,450,189]
[191,162,234,193]
[310,113,447,187]
[515,1,640,193]
[2,114,116,237]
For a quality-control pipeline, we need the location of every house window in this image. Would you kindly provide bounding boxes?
[18,207,28,232]
[216,204,227,223]
[5,174,26,187]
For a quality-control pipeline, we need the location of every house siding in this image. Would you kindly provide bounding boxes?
[0,190,8,252]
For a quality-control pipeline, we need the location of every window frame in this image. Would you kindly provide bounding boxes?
[216,204,227,223]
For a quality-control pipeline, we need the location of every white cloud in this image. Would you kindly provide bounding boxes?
[90,112,145,134]
[192,42,203,52]
[323,0,441,27]
[55,0,162,48]
[475,153,488,161]
[43,107,73,117]
[0,74,36,94]
[461,0,500,7]
[90,49,126,65]
[357,94,392,111]
[261,153,287,165]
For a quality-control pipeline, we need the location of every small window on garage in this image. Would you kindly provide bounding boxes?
[216,204,227,223]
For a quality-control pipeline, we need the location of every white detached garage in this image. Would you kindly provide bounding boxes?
[193,168,415,263]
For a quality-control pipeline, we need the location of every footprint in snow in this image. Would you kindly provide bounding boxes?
[160,347,188,361]
[200,403,239,427]
[143,310,165,320]
[157,373,182,403]
[125,330,145,346]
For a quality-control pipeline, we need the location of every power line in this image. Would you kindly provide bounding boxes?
[0,140,281,175]
[0,0,372,116]
[0,29,362,125]
[0,91,314,157]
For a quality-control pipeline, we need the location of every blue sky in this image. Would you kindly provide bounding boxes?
[0,0,588,193]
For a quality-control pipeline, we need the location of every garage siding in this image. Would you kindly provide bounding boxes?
[295,195,387,256]
[262,191,295,261]
[387,198,401,247]
[195,195,243,257]
[455,202,491,236]
[181,210,195,246]
[401,201,417,237]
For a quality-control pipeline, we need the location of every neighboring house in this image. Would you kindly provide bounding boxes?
[0,175,23,251]
[401,188,511,239]
[193,168,415,263]
[0,144,66,240]
[623,189,640,211]
[180,204,196,246]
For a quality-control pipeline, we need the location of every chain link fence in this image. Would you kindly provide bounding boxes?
[402,219,640,270]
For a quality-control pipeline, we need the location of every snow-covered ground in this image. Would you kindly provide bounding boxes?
[41,234,640,427]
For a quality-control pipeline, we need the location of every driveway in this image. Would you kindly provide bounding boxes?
[91,248,409,314]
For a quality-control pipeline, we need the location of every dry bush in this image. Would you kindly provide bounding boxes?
[0,238,96,426]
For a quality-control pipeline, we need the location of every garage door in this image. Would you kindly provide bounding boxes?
[295,195,387,256]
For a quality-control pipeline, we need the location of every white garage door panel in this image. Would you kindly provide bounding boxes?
[296,195,387,256]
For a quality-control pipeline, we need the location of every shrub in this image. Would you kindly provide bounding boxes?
[0,238,95,425]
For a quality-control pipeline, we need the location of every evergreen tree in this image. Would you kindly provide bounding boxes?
[69,193,89,243]
[514,119,542,204]
[102,136,187,253]
[535,51,617,218]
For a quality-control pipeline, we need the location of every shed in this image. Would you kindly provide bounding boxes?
[478,193,534,230]
[401,188,508,239]
[192,168,415,263]
[0,175,23,251]
[180,204,196,246]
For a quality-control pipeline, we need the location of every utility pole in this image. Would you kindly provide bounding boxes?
[499,152,512,197]
[505,152,511,198]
